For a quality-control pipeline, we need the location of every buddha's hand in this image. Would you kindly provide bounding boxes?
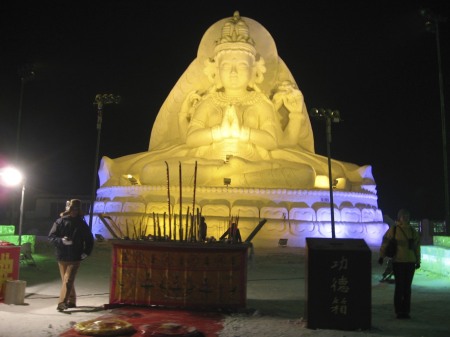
[212,107,235,140]
[180,91,202,123]
[272,89,285,111]
[218,106,232,138]
[284,88,304,115]
[224,105,240,138]
[229,105,241,138]
[181,91,202,112]
[239,126,250,141]
[272,81,304,115]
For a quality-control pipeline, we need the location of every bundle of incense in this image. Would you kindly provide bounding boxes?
[126,221,130,239]
[185,206,190,241]
[196,208,200,241]
[168,210,172,240]
[190,213,194,241]
[157,214,161,238]
[192,161,197,240]
[108,216,124,238]
[152,212,157,237]
[98,215,120,239]
[143,215,149,237]
[173,215,177,241]
[179,161,183,242]
[142,224,148,238]
[139,216,143,239]
[163,212,166,238]
[133,225,138,240]
[165,161,172,240]
[156,214,161,239]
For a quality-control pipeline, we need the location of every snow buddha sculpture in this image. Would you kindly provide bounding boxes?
[98,11,374,192]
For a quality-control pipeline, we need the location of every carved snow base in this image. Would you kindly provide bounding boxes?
[90,185,387,248]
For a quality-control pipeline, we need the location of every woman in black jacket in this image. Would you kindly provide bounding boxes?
[48,199,94,311]
[379,209,421,319]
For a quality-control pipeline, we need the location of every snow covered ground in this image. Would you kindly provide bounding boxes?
[1,240,449,337]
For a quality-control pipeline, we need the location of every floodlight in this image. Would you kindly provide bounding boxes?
[0,167,23,187]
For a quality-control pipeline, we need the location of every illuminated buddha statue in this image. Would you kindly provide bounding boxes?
[99,12,374,191]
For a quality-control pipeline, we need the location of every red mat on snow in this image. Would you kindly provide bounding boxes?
[60,307,224,337]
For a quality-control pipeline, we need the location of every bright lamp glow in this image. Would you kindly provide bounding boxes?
[314,175,329,188]
[0,167,24,187]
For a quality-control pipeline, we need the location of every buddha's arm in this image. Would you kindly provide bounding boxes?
[179,91,202,141]
[186,120,215,148]
[247,121,278,150]
[243,105,278,150]
[281,107,306,146]
[185,102,221,148]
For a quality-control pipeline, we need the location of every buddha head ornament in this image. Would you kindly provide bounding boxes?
[204,11,266,91]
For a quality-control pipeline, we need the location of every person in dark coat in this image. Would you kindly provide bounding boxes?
[219,222,242,243]
[198,216,208,241]
[48,199,94,311]
[378,208,421,319]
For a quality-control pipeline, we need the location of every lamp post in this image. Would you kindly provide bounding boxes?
[309,108,342,239]
[11,65,34,228]
[89,94,121,229]
[0,167,25,246]
[420,9,449,234]
[16,65,35,162]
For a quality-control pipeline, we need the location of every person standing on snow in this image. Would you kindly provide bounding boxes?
[48,199,94,311]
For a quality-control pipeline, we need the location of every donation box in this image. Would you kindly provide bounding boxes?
[306,238,371,330]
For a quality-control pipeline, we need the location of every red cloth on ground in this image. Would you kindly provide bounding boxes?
[60,306,224,337]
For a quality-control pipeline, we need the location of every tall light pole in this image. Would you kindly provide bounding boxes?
[0,167,25,246]
[16,65,35,162]
[89,94,121,229]
[420,9,449,234]
[12,65,34,227]
[310,108,342,239]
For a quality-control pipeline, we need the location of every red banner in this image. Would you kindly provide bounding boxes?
[0,246,20,300]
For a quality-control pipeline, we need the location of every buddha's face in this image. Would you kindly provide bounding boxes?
[217,50,254,92]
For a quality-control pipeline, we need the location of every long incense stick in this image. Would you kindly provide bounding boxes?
[163,212,166,238]
[173,215,177,241]
[191,161,198,242]
[165,161,172,240]
[157,214,161,239]
[179,162,183,241]
[192,161,197,218]
[185,206,190,241]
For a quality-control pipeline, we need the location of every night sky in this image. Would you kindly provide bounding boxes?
[1,0,449,221]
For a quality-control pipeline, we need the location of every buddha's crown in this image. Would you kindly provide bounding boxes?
[214,11,256,56]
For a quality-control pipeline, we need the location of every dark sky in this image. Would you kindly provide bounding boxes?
[1,0,449,220]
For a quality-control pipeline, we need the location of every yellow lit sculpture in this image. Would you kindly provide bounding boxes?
[99,11,374,191]
[94,12,386,247]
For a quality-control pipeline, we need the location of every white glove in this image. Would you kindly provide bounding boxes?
[62,237,73,246]
[81,253,88,260]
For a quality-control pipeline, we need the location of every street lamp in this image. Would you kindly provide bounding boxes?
[420,9,449,234]
[16,65,35,162]
[89,94,121,229]
[0,167,25,246]
[11,65,34,228]
[309,108,342,239]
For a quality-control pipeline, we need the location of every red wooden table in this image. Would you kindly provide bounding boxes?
[0,244,20,301]
[109,240,250,309]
